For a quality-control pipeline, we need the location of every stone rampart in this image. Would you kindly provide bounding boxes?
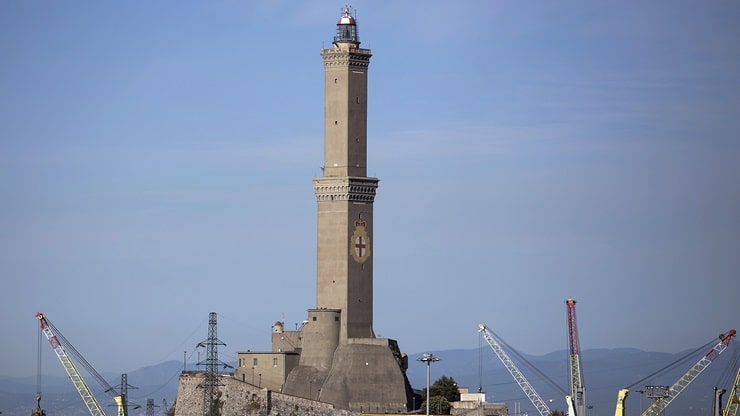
[174,372,356,416]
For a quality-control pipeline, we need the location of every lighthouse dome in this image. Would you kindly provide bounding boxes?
[337,8,356,25]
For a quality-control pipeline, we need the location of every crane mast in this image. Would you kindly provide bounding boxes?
[479,323,568,416]
[724,366,740,416]
[566,298,586,416]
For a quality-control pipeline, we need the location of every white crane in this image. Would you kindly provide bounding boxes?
[479,323,574,416]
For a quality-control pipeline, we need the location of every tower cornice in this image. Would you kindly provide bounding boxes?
[321,47,372,69]
[313,176,379,203]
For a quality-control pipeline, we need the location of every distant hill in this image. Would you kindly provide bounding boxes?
[2,347,738,416]
[0,360,182,416]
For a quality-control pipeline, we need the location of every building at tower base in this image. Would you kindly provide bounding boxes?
[236,312,414,412]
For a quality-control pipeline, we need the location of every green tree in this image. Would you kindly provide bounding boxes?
[420,375,459,415]
[430,375,460,402]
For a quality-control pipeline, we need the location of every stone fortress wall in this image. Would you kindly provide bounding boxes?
[174,372,357,416]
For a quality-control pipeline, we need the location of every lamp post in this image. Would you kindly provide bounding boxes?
[417,353,440,416]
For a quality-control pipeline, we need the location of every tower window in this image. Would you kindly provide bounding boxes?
[356,97,360,104]
[273,358,278,367]
[253,358,258,366]
[312,316,317,321]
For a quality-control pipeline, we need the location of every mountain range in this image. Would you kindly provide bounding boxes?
[1,346,738,416]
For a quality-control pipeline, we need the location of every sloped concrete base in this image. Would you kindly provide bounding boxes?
[318,339,412,413]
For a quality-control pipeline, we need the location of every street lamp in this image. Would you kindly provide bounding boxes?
[416,353,441,416]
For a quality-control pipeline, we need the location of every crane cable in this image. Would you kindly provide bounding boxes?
[487,326,568,396]
[36,325,42,408]
[44,318,117,398]
[626,337,718,390]
[717,345,740,390]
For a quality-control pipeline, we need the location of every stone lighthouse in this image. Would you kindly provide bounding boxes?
[315,7,377,344]
[235,9,413,413]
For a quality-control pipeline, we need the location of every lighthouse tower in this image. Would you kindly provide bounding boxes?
[279,9,413,411]
[314,7,377,343]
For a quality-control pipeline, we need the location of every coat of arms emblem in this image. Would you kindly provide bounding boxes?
[350,220,370,263]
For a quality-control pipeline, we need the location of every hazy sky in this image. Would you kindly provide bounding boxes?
[1,1,738,380]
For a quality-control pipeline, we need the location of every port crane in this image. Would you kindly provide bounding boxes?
[614,328,736,416]
[724,366,740,416]
[478,323,574,416]
[36,312,127,416]
[565,298,586,416]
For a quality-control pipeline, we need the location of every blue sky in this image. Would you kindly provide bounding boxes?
[1,1,738,380]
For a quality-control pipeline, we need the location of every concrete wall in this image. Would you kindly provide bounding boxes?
[450,402,509,416]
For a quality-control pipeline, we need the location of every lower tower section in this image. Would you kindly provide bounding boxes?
[313,176,378,342]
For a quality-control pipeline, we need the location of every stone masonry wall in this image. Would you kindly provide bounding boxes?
[174,372,357,416]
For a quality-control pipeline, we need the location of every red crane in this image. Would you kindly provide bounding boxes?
[566,298,586,416]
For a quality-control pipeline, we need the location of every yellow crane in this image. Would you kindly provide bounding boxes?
[724,366,740,416]
[36,312,127,416]
[614,329,736,416]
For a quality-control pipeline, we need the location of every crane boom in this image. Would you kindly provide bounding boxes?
[479,323,558,416]
[566,298,586,416]
[723,367,740,416]
[614,388,629,416]
[642,329,735,416]
[36,312,106,416]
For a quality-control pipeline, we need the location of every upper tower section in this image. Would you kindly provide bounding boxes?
[320,7,372,178]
